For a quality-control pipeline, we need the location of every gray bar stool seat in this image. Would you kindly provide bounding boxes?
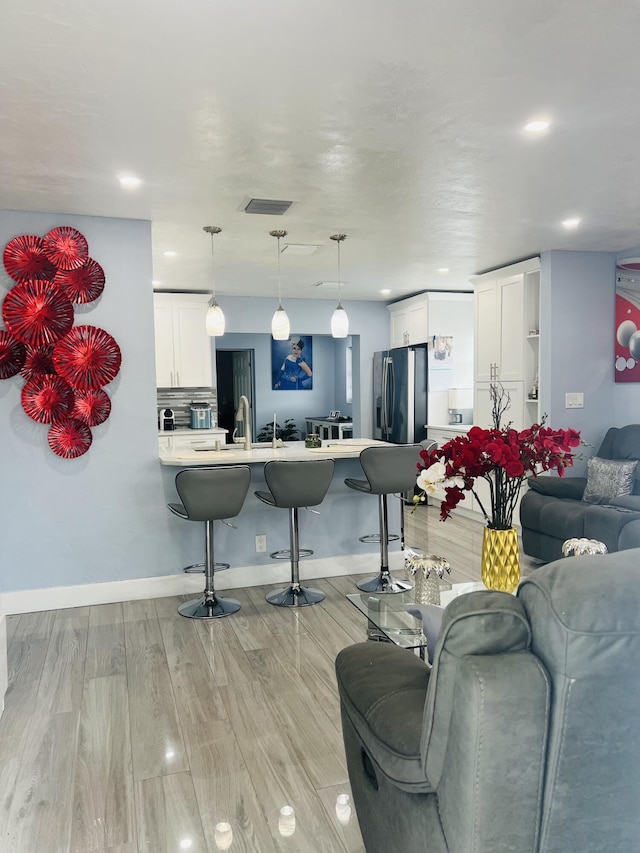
[255,458,335,607]
[168,465,251,619]
[345,444,423,593]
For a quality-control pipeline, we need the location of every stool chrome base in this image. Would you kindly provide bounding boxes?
[269,548,313,560]
[266,583,325,607]
[183,562,230,573]
[358,533,400,544]
[178,595,241,619]
[356,572,413,594]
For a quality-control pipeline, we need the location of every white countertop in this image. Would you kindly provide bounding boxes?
[159,437,389,466]
[426,423,473,432]
[158,427,227,437]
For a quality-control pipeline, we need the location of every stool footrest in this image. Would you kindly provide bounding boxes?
[358,533,400,544]
[182,562,230,573]
[178,595,241,619]
[356,572,413,594]
[270,548,313,560]
[266,584,325,607]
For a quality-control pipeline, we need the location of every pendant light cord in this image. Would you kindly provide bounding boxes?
[203,225,222,303]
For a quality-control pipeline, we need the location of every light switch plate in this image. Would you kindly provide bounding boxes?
[565,392,584,409]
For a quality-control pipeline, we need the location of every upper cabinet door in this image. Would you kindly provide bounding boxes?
[172,299,213,387]
[497,275,525,382]
[474,281,499,382]
[388,294,429,348]
[153,293,213,388]
[153,296,176,387]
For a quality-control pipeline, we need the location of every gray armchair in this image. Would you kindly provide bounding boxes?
[336,550,640,853]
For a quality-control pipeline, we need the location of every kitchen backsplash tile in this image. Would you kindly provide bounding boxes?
[157,387,217,430]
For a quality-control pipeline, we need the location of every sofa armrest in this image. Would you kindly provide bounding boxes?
[527,475,586,500]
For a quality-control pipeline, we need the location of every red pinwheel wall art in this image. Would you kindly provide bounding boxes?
[0,227,121,458]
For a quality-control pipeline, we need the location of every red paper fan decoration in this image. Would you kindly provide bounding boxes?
[3,234,56,282]
[0,330,26,379]
[20,345,56,381]
[72,387,111,426]
[53,258,105,304]
[2,280,74,346]
[21,374,74,424]
[52,325,122,389]
[43,226,89,271]
[48,417,93,459]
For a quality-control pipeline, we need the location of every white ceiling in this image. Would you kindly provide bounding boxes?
[2,0,640,302]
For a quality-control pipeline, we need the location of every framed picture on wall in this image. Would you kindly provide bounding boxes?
[615,261,640,382]
[272,334,313,390]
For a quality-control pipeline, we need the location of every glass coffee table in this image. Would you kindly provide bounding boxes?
[347,582,486,662]
[346,592,428,659]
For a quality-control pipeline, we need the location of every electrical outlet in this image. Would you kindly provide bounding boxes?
[565,392,584,409]
[255,534,267,553]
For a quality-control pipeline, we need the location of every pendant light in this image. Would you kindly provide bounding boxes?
[330,233,349,338]
[270,229,290,340]
[203,225,225,336]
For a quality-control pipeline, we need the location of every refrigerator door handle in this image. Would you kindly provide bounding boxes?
[387,357,395,435]
[381,357,389,435]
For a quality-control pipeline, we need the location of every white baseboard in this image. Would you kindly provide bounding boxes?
[1,550,406,615]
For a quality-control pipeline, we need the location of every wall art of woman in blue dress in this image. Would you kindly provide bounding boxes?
[273,335,313,390]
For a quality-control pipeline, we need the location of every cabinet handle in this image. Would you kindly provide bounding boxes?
[176,371,180,386]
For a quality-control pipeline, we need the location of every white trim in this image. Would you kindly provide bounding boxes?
[469,256,540,284]
[1,551,406,615]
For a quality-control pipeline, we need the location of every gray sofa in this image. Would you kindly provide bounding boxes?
[335,550,640,853]
[520,424,640,562]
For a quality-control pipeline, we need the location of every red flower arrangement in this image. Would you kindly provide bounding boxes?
[416,385,581,530]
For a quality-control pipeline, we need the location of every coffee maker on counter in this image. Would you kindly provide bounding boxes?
[159,407,176,431]
[447,388,474,425]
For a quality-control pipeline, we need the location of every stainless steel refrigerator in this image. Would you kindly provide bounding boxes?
[373,345,428,443]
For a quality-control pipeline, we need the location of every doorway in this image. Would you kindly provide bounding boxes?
[215,349,256,444]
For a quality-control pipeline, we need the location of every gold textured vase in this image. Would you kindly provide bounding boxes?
[481,527,520,593]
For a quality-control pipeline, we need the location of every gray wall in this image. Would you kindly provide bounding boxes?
[0,209,186,594]
[541,249,618,472]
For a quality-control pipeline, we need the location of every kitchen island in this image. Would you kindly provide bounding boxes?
[159,438,408,592]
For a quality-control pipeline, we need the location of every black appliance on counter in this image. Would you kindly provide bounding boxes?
[159,407,176,431]
[373,345,427,443]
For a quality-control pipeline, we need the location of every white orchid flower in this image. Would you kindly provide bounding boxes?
[416,461,447,493]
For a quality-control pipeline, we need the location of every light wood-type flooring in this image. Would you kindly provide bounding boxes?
[0,505,540,852]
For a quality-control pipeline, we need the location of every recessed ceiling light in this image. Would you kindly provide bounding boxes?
[562,217,581,229]
[437,267,450,274]
[524,119,551,133]
[119,174,142,188]
[152,279,161,285]
[163,250,178,258]
[380,289,391,296]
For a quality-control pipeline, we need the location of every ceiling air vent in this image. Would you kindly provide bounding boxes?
[244,198,293,216]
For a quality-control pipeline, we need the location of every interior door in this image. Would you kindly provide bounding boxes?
[232,350,256,438]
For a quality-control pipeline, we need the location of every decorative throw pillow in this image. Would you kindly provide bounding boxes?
[582,457,638,503]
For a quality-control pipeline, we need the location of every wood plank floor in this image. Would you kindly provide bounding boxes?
[0,505,540,852]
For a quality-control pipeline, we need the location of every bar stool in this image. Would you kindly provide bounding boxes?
[255,458,335,607]
[168,465,251,619]
[345,444,423,593]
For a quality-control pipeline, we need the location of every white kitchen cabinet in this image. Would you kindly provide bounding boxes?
[471,258,540,429]
[388,293,429,348]
[474,381,525,431]
[153,293,213,388]
[159,428,227,453]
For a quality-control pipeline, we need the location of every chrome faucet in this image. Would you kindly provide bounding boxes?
[234,395,252,450]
